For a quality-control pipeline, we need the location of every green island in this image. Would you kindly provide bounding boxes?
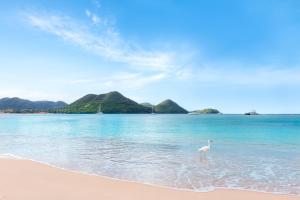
[189,108,221,114]
[154,99,188,114]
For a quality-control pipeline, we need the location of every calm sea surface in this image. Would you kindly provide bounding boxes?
[0,114,299,194]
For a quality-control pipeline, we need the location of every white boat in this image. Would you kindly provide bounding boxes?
[188,112,198,115]
[97,104,103,114]
[151,106,156,114]
[245,110,258,115]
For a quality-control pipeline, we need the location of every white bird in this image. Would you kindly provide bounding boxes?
[198,140,213,153]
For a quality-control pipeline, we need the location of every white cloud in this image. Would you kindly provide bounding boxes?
[25,12,177,73]
[24,10,186,91]
[85,9,91,17]
[85,9,101,24]
[92,0,101,9]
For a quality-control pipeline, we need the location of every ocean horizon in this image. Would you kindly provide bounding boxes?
[0,114,299,195]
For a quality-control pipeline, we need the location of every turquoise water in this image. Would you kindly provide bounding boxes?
[0,114,299,194]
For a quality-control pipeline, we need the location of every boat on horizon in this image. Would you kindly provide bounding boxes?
[245,110,259,115]
[97,104,103,114]
[151,106,156,114]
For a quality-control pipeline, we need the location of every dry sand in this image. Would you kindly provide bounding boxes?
[0,159,298,200]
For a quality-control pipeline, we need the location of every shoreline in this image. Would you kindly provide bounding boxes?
[1,113,300,115]
[0,158,298,200]
[0,154,297,196]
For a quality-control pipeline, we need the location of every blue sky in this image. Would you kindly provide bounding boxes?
[0,0,300,113]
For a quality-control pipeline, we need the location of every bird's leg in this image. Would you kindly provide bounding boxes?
[204,153,207,161]
[199,152,204,162]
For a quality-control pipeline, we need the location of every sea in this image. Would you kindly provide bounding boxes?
[0,114,299,195]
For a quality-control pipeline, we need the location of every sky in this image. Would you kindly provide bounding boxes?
[0,0,300,113]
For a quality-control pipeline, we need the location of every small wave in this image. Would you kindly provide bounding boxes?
[0,153,23,159]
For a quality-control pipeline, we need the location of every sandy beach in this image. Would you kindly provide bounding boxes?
[0,158,298,200]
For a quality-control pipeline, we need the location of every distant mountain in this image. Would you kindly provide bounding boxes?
[140,102,154,108]
[0,97,67,113]
[189,108,221,114]
[62,91,152,114]
[154,99,188,114]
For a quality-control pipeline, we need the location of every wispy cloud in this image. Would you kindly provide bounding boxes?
[92,0,101,9]
[85,9,101,25]
[25,11,177,73]
[23,9,300,90]
[23,9,189,91]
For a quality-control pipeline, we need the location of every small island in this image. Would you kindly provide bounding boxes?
[153,99,188,114]
[189,108,221,115]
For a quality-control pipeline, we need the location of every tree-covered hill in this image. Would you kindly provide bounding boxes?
[61,91,152,114]
[189,108,221,114]
[154,99,188,114]
[0,97,67,113]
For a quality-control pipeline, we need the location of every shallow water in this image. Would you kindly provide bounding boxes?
[0,114,299,194]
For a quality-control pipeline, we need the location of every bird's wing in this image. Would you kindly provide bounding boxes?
[198,146,208,151]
